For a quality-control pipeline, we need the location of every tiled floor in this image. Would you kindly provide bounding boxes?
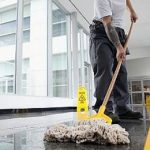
[0,107,150,150]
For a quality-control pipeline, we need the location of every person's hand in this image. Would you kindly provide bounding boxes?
[116,44,126,62]
[130,11,138,23]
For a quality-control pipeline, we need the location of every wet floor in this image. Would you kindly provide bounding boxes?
[0,106,150,150]
[0,120,149,150]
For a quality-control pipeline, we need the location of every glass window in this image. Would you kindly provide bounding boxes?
[143,80,150,92]
[78,28,90,88]
[7,80,14,93]
[53,86,68,97]
[23,30,30,42]
[0,1,17,95]
[132,81,142,92]
[52,3,68,97]
[83,32,90,91]
[84,66,89,97]
[0,33,16,47]
[78,27,82,85]
[0,8,17,23]
[132,93,142,104]
[143,80,150,105]
[0,15,30,47]
[0,20,17,35]
[0,81,6,94]
[83,32,88,62]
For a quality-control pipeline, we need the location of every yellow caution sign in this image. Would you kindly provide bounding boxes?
[146,95,150,106]
[77,86,89,120]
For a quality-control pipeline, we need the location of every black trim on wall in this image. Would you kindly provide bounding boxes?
[0,107,76,114]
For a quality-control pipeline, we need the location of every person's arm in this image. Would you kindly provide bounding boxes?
[102,16,125,61]
[126,0,138,22]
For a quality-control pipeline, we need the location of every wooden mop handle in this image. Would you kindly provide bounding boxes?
[102,22,134,106]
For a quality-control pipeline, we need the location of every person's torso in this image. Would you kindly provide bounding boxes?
[94,0,126,28]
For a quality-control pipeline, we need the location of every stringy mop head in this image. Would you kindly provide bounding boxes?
[44,119,130,145]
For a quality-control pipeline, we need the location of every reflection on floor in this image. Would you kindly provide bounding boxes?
[0,106,150,150]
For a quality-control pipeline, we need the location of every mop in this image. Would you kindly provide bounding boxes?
[44,119,130,144]
[44,22,133,145]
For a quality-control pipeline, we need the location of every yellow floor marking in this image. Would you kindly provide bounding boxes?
[144,128,150,150]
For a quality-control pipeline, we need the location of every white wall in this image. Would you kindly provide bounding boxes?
[126,57,150,78]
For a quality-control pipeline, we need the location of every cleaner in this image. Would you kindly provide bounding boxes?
[89,0,143,123]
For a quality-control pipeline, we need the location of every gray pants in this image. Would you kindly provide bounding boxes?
[89,21,130,113]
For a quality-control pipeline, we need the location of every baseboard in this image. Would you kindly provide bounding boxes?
[0,107,76,114]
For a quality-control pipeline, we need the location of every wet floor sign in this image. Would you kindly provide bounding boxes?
[77,86,89,120]
[146,95,150,106]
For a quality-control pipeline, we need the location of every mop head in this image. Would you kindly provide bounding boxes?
[43,119,130,145]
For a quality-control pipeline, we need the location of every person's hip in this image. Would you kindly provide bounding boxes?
[89,20,130,54]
